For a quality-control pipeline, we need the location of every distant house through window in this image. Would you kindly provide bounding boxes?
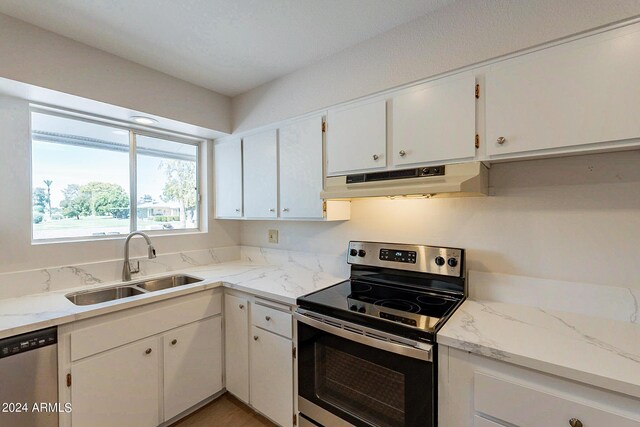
[31,109,201,241]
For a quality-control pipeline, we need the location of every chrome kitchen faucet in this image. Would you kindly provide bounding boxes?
[122,231,157,281]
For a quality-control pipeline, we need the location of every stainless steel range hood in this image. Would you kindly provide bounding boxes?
[321,162,488,199]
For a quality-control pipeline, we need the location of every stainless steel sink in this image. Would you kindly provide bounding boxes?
[65,274,204,306]
[66,286,146,306]
[133,274,202,292]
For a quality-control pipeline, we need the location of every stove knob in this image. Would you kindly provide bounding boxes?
[358,249,366,257]
[350,305,358,311]
[349,249,358,256]
[435,256,445,266]
[358,306,366,313]
[447,258,458,267]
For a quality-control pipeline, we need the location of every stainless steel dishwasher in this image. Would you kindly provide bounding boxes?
[0,327,58,427]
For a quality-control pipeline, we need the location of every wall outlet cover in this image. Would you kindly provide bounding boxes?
[268,229,279,244]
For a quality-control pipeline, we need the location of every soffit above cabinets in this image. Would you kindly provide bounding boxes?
[0,77,227,140]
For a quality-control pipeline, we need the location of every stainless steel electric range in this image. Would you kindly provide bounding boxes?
[295,241,466,427]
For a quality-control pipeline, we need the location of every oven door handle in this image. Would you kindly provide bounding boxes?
[294,311,433,362]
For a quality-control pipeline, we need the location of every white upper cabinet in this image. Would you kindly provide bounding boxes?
[486,24,640,157]
[326,100,387,176]
[243,129,278,218]
[214,138,243,218]
[279,116,324,218]
[391,73,476,166]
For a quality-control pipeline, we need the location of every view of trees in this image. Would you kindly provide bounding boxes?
[32,160,196,226]
[60,182,130,220]
[160,160,197,223]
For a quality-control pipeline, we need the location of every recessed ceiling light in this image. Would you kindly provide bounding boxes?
[130,116,158,125]
[112,130,128,135]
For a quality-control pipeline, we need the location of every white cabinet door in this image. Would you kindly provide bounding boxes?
[392,73,476,166]
[214,138,243,217]
[486,24,640,157]
[71,336,160,427]
[279,116,324,218]
[243,129,278,218]
[250,326,293,427]
[326,100,386,175]
[224,294,250,403]
[163,316,223,421]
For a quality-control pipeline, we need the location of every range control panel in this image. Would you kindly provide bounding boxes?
[0,327,57,359]
[347,241,463,278]
[379,249,416,264]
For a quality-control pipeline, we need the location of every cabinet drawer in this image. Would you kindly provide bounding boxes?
[71,289,222,361]
[474,372,640,427]
[252,303,292,339]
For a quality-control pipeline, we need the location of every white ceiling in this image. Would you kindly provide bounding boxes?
[0,0,454,96]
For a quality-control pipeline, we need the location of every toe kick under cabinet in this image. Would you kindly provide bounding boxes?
[57,289,224,427]
[224,291,295,427]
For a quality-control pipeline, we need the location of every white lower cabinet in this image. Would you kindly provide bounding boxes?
[163,316,223,421]
[250,325,294,427]
[71,336,160,427]
[60,290,224,427]
[439,346,640,427]
[224,293,250,403]
[224,292,295,427]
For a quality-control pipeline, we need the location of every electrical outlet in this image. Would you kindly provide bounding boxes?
[268,229,279,244]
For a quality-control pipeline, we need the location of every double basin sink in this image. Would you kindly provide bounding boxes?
[66,274,203,306]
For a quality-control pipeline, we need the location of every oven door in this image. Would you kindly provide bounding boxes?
[295,311,435,427]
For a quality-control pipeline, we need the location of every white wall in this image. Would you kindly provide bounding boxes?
[241,151,640,290]
[0,95,240,274]
[0,13,231,133]
[231,0,640,132]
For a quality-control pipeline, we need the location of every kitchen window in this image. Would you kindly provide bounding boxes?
[31,109,201,241]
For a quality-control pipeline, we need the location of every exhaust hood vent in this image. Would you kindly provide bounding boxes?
[321,162,488,199]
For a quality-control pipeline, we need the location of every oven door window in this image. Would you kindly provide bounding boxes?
[298,321,434,427]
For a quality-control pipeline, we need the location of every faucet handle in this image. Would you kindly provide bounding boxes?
[130,261,140,275]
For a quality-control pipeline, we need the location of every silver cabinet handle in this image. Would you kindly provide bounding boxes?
[265,316,271,321]
[239,304,245,309]
[372,154,379,160]
[145,348,152,355]
[282,208,289,212]
[253,335,259,341]
[269,208,275,212]
[496,136,506,145]
[399,150,406,157]
[170,339,177,346]
[569,419,583,427]
[235,208,240,212]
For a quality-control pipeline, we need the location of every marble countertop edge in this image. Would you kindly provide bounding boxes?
[438,299,640,400]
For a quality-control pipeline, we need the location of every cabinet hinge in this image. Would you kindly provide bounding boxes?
[322,121,326,133]
[475,134,480,149]
[322,201,327,213]
[292,347,297,358]
[293,413,297,426]
[475,83,480,99]
[66,373,72,387]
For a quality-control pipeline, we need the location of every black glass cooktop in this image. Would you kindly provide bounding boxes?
[297,279,462,341]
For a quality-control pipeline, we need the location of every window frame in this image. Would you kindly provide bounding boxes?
[30,106,205,244]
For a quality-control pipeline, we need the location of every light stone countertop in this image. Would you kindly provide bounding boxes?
[0,260,346,340]
[438,298,640,400]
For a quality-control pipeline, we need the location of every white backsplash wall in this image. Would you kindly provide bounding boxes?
[241,150,640,290]
[0,94,241,274]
